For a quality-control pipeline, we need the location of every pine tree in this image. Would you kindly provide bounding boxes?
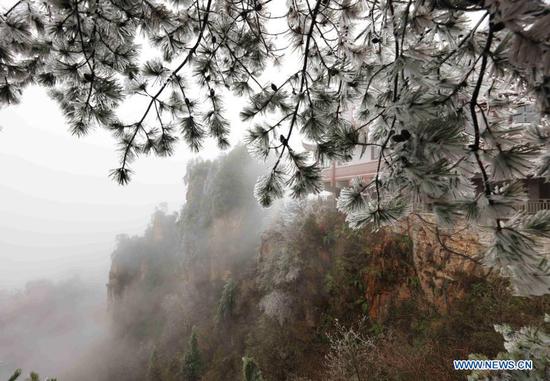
[1,0,550,295]
[242,357,264,381]
[147,347,164,381]
[6,370,57,381]
[215,278,236,324]
[181,330,203,381]
[8,369,22,381]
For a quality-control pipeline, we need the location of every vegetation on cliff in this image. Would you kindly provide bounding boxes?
[97,147,549,380]
[10,147,546,380]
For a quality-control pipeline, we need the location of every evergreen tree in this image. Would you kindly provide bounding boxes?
[215,278,236,324]
[242,357,264,381]
[6,370,57,381]
[147,347,164,381]
[1,0,550,295]
[181,330,203,381]
[8,369,22,381]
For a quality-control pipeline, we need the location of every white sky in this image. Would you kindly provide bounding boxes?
[0,0,298,290]
[0,85,246,290]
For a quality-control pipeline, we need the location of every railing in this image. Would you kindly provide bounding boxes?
[412,199,550,215]
[321,160,379,184]
[519,199,550,214]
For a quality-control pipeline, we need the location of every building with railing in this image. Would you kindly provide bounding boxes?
[316,105,550,214]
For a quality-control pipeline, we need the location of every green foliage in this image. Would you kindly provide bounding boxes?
[179,145,264,260]
[87,197,550,380]
[147,347,164,381]
[8,369,21,381]
[369,322,384,337]
[216,278,237,324]
[6,370,57,381]
[242,357,264,381]
[96,147,269,380]
[108,206,181,341]
[245,315,307,380]
[181,330,203,381]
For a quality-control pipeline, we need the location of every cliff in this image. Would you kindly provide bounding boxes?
[101,148,549,381]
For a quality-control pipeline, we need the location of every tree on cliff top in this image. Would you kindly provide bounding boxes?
[242,357,264,381]
[181,330,203,381]
[147,347,164,381]
[7,369,57,381]
[1,0,550,295]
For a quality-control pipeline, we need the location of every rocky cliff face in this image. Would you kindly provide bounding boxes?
[102,199,549,381]
[257,206,416,324]
[256,210,491,323]
[408,215,487,312]
[101,147,550,381]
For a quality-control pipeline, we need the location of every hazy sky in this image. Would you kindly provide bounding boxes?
[0,0,297,290]
[0,86,244,290]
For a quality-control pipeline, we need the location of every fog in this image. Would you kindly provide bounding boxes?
[0,85,246,378]
[0,278,106,379]
[0,139,270,380]
[0,4,285,376]
[0,87,234,290]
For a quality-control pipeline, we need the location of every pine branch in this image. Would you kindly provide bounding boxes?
[3,0,24,17]
[117,0,214,179]
[469,27,494,199]
[271,0,324,173]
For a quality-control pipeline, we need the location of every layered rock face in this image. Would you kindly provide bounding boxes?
[408,215,487,312]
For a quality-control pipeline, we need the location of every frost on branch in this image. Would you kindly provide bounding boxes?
[468,314,550,381]
[2,0,550,295]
